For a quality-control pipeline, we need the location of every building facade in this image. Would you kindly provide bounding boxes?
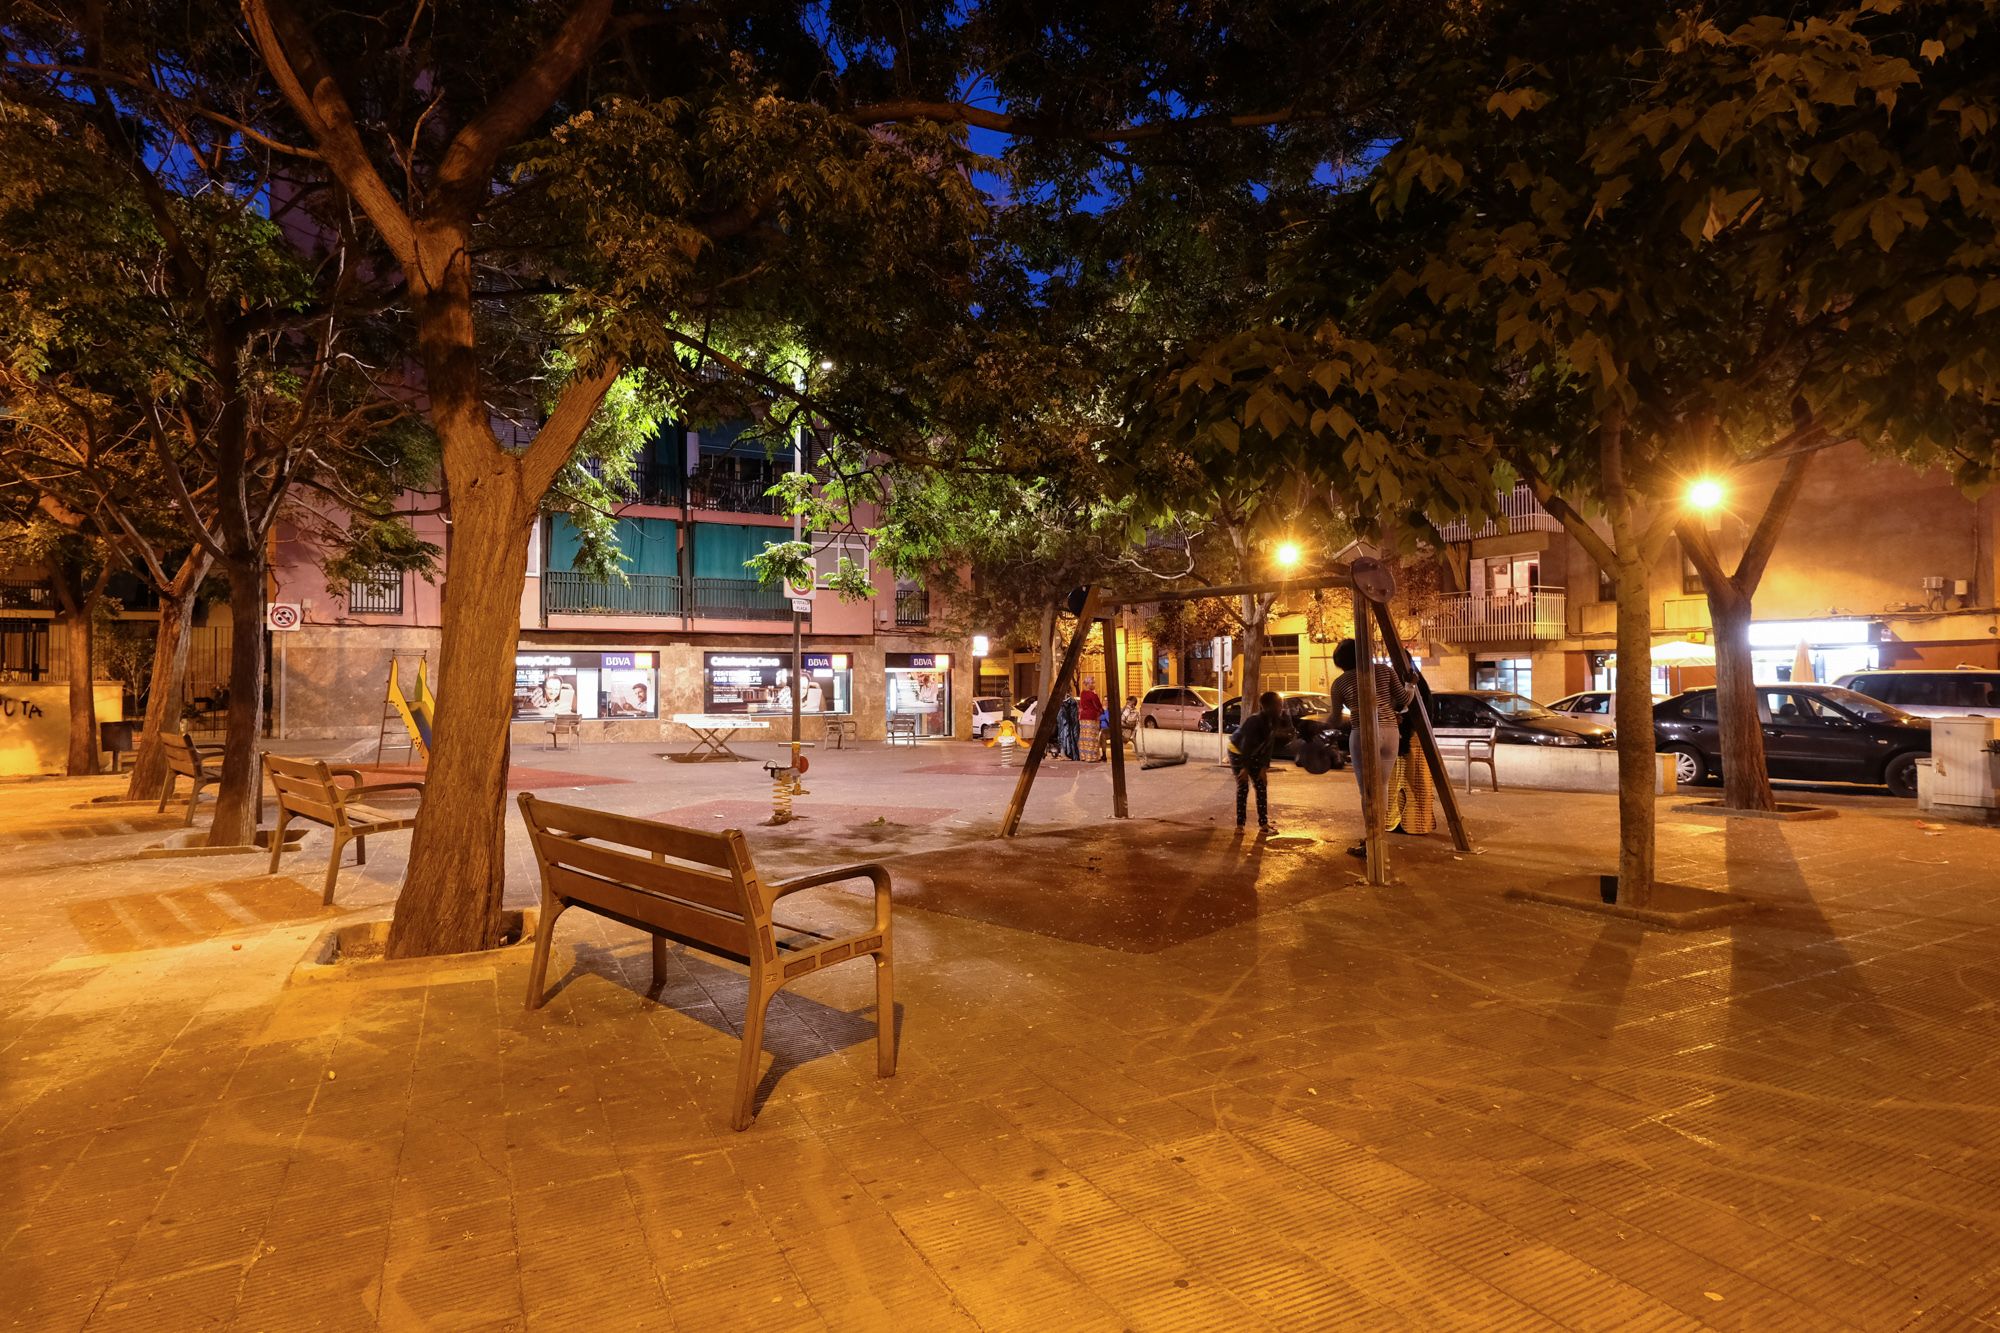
[265,422,973,747]
[1416,443,2000,699]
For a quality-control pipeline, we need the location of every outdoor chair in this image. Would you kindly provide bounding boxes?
[546,712,583,750]
[1435,725,1500,792]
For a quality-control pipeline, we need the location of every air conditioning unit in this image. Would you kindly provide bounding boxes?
[1920,574,1947,592]
[1931,717,2000,810]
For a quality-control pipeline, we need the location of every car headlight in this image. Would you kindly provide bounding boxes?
[1533,731,1585,746]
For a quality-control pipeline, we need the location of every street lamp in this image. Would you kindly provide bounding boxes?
[1687,477,1725,512]
[1275,541,1302,571]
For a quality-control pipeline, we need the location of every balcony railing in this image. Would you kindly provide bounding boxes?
[1434,484,1566,542]
[0,579,56,615]
[1423,589,1567,643]
[689,457,786,514]
[691,576,790,621]
[581,458,684,506]
[894,588,929,626]
[543,571,685,617]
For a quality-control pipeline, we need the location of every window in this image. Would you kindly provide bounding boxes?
[893,581,929,626]
[1679,692,1717,720]
[1761,689,1846,724]
[513,650,660,720]
[809,531,871,586]
[1473,656,1532,696]
[346,567,404,615]
[885,652,953,736]
[704,651,853,716]
[1681,543,1705,596]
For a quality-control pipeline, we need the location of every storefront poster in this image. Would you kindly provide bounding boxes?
[885,651,953,737]
[704,651,851,715]
[513,650,659,720]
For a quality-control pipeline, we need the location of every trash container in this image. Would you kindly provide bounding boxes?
[1915,756,1935,810]
[100,720,136,772]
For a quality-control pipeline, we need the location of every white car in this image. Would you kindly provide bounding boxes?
[971,696,1008,739]
[1012,696,1040,736]
[1137,685,1220,729]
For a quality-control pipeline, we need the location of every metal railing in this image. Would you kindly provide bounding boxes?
[691,576,790,621]
[346,569,405,615]
[689,457,786,514]
[543,571,685,617]
[894,588,929,626]
[1434,484,1567,542]
[1423,589,1568,643]
[0,579,55,615]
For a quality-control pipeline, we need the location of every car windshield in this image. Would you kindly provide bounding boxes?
[1813,685,1918,724]
[1189,687,1220,705]
[1484,693,1557,719]
[1291,694,1331,714]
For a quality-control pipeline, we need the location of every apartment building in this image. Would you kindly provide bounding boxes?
[1415,442,2000,700]
[265,419,971,747]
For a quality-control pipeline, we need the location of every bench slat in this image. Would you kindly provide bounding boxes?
[536,835,746,919]
[524,800,744,872]
[545,864,755,957]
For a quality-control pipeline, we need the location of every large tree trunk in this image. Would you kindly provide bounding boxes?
[206,556,267,846]
[1708,591,1774,811]
[1239,595,1266,705]
[54,566,101,777]
[126,551,212,802]
[1608,521,1657,908]
[387,482,529,958]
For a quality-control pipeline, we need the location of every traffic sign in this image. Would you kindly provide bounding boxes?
[790,597,813,614]
[267,603,302,632]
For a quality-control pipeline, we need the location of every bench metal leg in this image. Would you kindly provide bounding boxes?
[524,891,564,1011]
[875,945,897,1078]
[731,984,774,1132]
[157,774,174,816]
[182,778,202,826]
[651,935,669,989]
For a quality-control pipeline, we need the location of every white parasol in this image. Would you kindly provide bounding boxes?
[1791,641,1816,683]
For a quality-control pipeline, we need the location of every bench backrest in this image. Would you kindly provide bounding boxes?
[517,794,769,962]
[264,754,352,829]
[162,731,208,779]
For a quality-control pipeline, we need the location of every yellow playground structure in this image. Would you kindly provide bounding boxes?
[375,654,436,764]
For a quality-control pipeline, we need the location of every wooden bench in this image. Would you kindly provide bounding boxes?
[1434,726,1500,792]
[518,794,896,1130]
[157,731,226,825]
[264,755,426,905]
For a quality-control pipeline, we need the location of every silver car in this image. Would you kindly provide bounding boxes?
[1137,685,1220,729]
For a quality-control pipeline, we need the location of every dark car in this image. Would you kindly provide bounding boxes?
[1653,684,1931,796]
[1428,691,1617,747]
[1198,691,1337,761]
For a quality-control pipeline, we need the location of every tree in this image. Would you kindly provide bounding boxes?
[4,15,424,842]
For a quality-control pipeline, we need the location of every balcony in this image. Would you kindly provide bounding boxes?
[583,458,684,506]
[0,579,56,616]
[691,576,789,621]
[689,456,786,514]
[894,588,929,626]
[543,571,685,617]
[1434,484,1566,543]
[1424,589,1568,643]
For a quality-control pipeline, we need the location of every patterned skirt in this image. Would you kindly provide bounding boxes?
[1391,753,1438,834]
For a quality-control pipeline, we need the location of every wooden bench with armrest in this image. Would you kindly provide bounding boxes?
[157,731,227,825]
[517,794,896,1130]
[263,755,426,905]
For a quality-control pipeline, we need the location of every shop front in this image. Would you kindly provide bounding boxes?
[512,650,660,721]
[1749,619,1878,684]
[702,651,855,717]
[885,651,953,737]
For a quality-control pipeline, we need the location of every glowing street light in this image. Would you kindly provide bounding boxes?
[1275,541,1302,571]
[1687,478,1725,512]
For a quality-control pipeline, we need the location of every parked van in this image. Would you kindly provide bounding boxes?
[1833,668,2000,718]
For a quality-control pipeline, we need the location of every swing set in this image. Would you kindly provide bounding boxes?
[997,559,1473,886]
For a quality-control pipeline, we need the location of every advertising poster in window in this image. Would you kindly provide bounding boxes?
[513,650,660,720]
[597,652,659,717]
[884,652,953,737]
[704,652,852,715]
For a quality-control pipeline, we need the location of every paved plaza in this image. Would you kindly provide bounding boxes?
[3,737,1998,1330]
